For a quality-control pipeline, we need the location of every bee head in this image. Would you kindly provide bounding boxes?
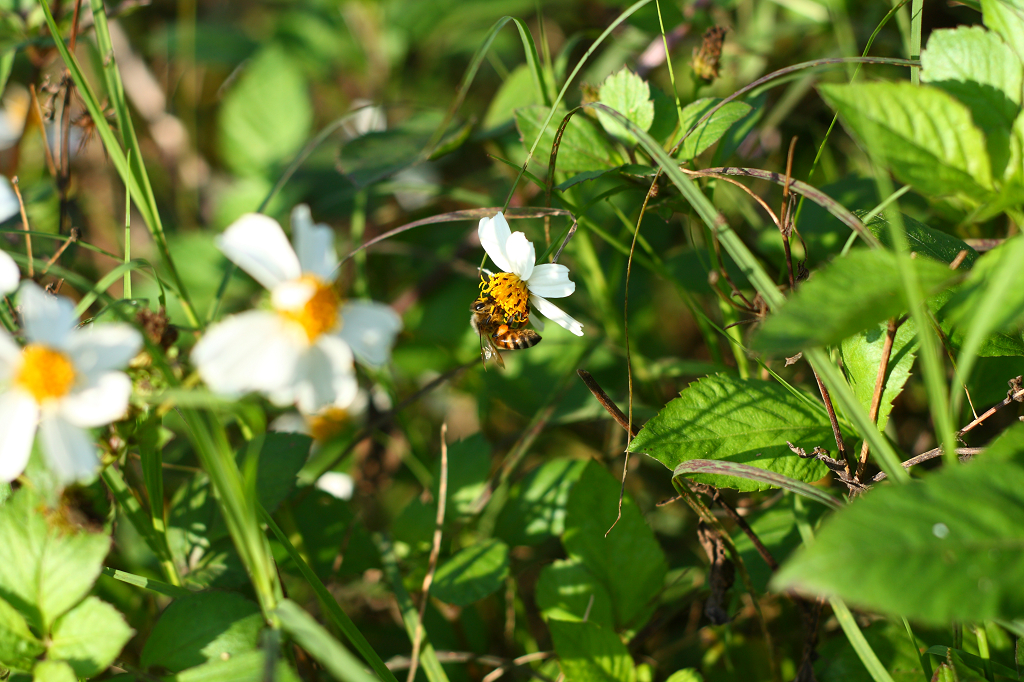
[471,299,489,313]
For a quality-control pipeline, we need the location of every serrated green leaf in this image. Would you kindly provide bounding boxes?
[865,212,979,268]
[562,462,666,632]
[31,660,75,682]
[628,375,831,490]
[48,597,132,678]
[982,0,1024,63]
[549,619,636,682]
[0,488,110,632]
[141,592,262,673]
[495,458,587,546]
[515,105,620,173]
[535,559,615,629]
[0,597,44,672]
[755,249,960,353]
[773,460,1024,624]
[217,47,312,177]
[596,68,653,145]
[841,317,919,432]
[431,539,509,606]
[675,98,752,162]
[820,82,994,199]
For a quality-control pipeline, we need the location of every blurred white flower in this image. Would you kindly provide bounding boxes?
[0,248,20,295]
[193,205,402,414]
[478,212,583,336]
[0,176,20,225]
[316,472,354,500]
[0,282,142,484]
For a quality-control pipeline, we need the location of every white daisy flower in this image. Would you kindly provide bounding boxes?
[478,212,583,336]
[0,282,142,484]
[0,247,21,295]
[192,205,402,415]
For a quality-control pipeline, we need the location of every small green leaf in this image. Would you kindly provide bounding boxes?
[515,105,620,173]
[431,539,509,606]
[549,619,636,682]
[337,111,443,187]
[866,212,979,268]
[217,47,312,177]
[0,597,44,672]
[171,650,301,682]
[675,98,752,162]
[596,68,654,145]
[773,460,1024,624]
[48,597,132,678]
[841,317,919,432]
[982,0,1024,63]
[437,434,491,518]
[820,82,994,199]
[31,660,76,682]
[665,670,704,682]
[275,600,378,682]
[755,249,960,353]
[535,559,615,629]
[629,375,832,491]
[141,592,262,673]
[495,458,587,546]
[562,462,666,632]
[250,432,312,514]
[483,64,541,132]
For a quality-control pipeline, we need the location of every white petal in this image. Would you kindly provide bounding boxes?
[216,213,301,290]
[527,263,576,299]
[478,212,513,273]
[504,232,536,280]
[530,294,584,337]
[0,249,20,295]
[38,413,98,485]
[270,412,311,435]
[67,323,142,381]
[316,472,354,500]
[19,281,77,349]
[284,336,358,414]
[337,301,403,367]
[0,328,22,382]
[60,372,132,428]
[291,205,339,280]
[271,278,317,313]
[0,390,39,482]
[192,310,303,396]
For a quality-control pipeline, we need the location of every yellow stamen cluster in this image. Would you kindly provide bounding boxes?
[16,344,77,403]
[308,407,350,443]
[279,276,341,341]
[481,273,529,323]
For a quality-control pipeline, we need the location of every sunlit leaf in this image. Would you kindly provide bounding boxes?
[431,539,509,606]
[549,619,635,682]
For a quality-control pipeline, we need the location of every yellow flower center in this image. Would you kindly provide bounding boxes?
[308,407,350,443]
[481,273,530,324]
[16,344,77,403]
[277,276,341,342]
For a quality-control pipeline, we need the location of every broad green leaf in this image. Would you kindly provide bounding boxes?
[0,597,44,672]
[943,236,1024,340]
[732,503,825,594]
[819,82,994,199]
[982,0,1024,63]
[562,462,666,632]
[483,64,541,131]
[755,249,960,353]
[665,671,704,682]
[922,26,1022,175]
[866,212,979,268]
[431,539,509,606]
[1009,108,1024,184]
[495,458,587,546]
[629,375,832,491]
[32,660,75,682]
[437,434,491,518]
[773,461,1024,624]
[815,620,926,682]
[217,47,312,177]
[675,98,752,162]
[337,111,442,187]
[535,558,615,629]
[286,490,378,580]
[841,317,919,432]
[250,433,312,514]
[596,68,654,145]
[170,650,301,682]
[549,619,636,682]
[48,597,132,678]
[515,105,620,172]
[0,488,110,631]
[985,422,1024,461]
[141,592,262,673]
[275,600,378,682]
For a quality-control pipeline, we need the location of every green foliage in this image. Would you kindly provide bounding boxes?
[431,539,510,606]
[675,98,753,161]
[549,619,636,682]
[140,593,262,672]
[841,317,918,432]
[596,69,654,145]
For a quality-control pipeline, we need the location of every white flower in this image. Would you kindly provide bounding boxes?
[0,282,142,484]
[478,212,583,336]
[0,247,21,295]
[192,205,402,415]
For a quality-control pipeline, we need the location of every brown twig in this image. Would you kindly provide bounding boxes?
[958,385,1024,438]
[10,178,33,277]
[577,369,635,437]
[855,317,902,480]
[29,85,58,180]
[871,447,984,482]
[407,424,448,682]
[811,370,849,475]
[40,227,80,276]
[387,651,555,682]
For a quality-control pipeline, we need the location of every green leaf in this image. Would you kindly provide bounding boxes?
[437,434,491,518]
[337,111,442,187]
[515,105,619,173]
[819,82,994,199]
[48,597,132,678]
[815,620,926,682]
[665,670,704,682]
[549,619,636,682]
[921,26,1022,175]
[285,491,378,580]
[865,212,979,268]
[926,647,1020,680]
[985,422,1024,461]
[535,559,615,629]
[141,592,262,673]
[31,660,76,682]
[732,503,825,594]
[932,287,1024,358]
[773,460,1024,624]
[483,64,541,132]
[562,462,667,632]
[217,46,312,177]
[841,317,919,432]
[675,98,752,162]
[673,460,841,508]
[754,249,960,353]
[0,488,110,631]
[495,458,587,546]
[628,375,832,491]
[596,68,654,145]
[170,650,301,682]
[275,600,378,682]
[944,236,1024,341]
[982,0,1024,63]
[431,539,509,606]
[250,433,312,514]
[0,597,44,672]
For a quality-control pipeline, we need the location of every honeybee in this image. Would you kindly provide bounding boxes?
[470,294,541,369]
